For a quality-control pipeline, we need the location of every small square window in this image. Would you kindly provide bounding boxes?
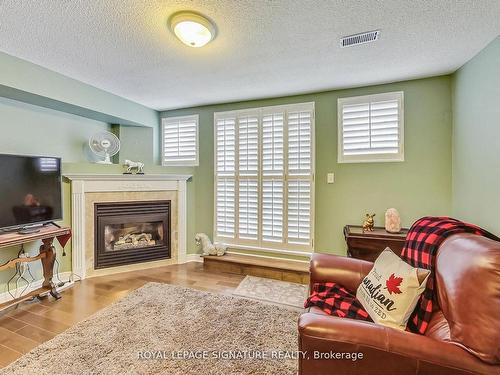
[338,91,404,163]
[161,115,199,166]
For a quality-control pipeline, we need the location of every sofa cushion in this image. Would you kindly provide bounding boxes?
[436,234,500,364]
[424,310,451,342]
[356,248,430,330]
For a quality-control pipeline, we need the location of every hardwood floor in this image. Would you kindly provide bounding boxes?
[0,262,245,368]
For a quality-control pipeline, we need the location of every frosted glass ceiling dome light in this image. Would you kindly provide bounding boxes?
[169,11,216,48]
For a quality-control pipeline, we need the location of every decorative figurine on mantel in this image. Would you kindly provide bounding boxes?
[195,233,227,256]
[123,159,145,174]
[385,208,402,233]
[362,213,376,232]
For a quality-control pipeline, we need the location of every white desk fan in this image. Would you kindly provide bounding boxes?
[89,131,120,164]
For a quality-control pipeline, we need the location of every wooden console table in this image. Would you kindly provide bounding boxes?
[0,224,71,312]
[344,225,409,262]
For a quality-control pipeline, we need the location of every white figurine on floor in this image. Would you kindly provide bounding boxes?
[214,242,227,256]
[195,233,227,256]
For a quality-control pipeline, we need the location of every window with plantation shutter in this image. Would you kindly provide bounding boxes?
[162,115,199,166]
[214,102,315,253]
[338,91,404,163]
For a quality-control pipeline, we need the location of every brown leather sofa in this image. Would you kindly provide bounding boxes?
[298,233,500,374]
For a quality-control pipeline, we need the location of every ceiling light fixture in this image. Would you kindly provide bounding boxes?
[169,11,216,48]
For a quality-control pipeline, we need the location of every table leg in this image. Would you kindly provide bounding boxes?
[40,238,61,299]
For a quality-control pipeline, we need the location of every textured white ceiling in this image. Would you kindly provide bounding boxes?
[0,1,499,111]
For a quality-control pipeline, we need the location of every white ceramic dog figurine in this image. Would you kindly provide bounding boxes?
[195,233,227,256]
[195,233,216,256]
[124,159,145,174]
[214,242,227,256]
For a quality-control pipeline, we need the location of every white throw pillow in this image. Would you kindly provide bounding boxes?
[356,248,430,330]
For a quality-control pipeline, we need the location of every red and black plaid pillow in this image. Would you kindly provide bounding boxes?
[305,282,371,321]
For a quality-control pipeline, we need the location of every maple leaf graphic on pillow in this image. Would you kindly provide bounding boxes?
[385,273,403,295]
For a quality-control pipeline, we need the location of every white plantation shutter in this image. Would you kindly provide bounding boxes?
[214,102,314,252]
[288,110,312,175]
[237,114,259,240]
[262,180,284,242]
[162,115,198,165]
[238,179,258,239]
[287,180,311,244]
[216,178,235,237]
[262,113,284,176]
[286,108,313,246]
[216,117,236,175]
[338,92,404,163]
[215,116,236,238]
[238,116,259,175]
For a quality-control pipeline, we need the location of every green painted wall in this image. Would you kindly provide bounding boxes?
[451,36,500,235]
[116,125,155,165]
[163,76,453,255]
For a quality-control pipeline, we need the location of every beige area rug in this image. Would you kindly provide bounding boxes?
[233,276,308,309]
[1,283,301,375]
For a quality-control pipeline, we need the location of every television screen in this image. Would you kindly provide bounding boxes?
[0,154,62,230]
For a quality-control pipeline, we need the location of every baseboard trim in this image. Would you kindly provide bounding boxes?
[183,254,203,263]
[0,271,74,305]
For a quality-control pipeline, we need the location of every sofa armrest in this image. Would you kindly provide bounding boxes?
[298,313,495,375]
[309,253,373,292]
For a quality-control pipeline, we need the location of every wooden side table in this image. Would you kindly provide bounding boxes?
[0,224,71,312]
[343,225,408,262]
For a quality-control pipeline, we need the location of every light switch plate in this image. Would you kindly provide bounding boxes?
[327,173,335,184]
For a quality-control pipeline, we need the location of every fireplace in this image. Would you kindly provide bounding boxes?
[94,201,171,269]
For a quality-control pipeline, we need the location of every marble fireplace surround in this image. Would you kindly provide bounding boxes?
[64,174,192,279]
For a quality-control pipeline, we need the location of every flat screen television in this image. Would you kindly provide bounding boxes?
[0,154,62,231]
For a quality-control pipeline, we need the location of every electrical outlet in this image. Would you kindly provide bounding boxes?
[327,173,335,184]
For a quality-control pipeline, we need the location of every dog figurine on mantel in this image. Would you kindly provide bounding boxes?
[362,213,376,232]
[123,159,145,174]
[195,233,227,256]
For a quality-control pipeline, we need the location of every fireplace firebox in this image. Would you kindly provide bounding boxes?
[94,201,171,269]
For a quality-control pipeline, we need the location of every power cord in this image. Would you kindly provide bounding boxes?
[6,245,35,301]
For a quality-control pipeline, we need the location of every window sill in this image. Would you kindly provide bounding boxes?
[161,162,199,167]
[338,155,405,164]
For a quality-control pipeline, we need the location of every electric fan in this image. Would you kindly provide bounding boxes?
[89,131,120,164]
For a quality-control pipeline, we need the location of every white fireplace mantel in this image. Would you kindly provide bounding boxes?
[64,173,192,279]
[64,173,192,182]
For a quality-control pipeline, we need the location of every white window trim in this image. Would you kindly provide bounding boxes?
[337,91,404,163]
[213,102,315,253]
[161,114,199,166]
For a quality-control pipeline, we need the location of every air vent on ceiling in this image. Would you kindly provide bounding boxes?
[340,30,379,48]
